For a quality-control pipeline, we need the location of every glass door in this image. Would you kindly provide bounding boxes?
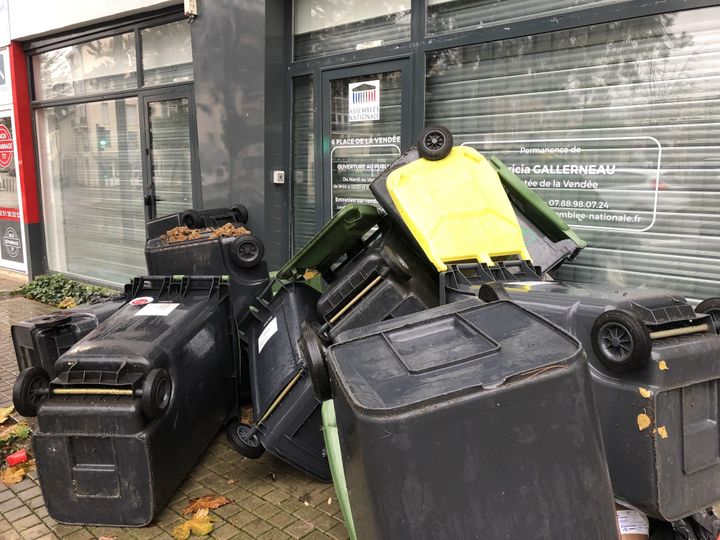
[141,87,198,220]
[320,59,412,224]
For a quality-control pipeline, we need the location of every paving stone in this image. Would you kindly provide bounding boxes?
[257,527,292,540]
[242,518,273,538]
[209,522,241,539]
[17,485,42,501]
[228,509,259,529]
[300,530,333,540]
[266,510,297,530]
[12,513,42,531]
[18,523,52,540]
[4,504,32,522]
[326,522,350,540]
[283,520,315,539]
[252,502,281,520]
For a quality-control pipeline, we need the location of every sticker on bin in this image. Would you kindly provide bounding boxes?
[134,303,179,317]
[258,317,278,353]
[130,296,154,306]
[616,510,649,535]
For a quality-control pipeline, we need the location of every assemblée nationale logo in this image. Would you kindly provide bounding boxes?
[348,80,380,122]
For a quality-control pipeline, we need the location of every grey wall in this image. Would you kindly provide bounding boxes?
[191,0,268,242]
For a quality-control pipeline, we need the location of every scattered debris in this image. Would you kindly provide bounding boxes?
[162,223,249,244]
[637,413,651,431]
[6,448,28,467]
[57,297,78,309]
[0,406,13,424]
[328,497,332,505]
[182,494,231,515]
[0,459,35,485]
[172,508,214,539]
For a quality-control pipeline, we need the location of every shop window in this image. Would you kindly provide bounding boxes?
[291,75,315,252]
[33,33,137,100]
[294,0,411,60]
[425,6,720,301]
[36,99,146,284]
[427,0,626,35]
[141,21,193,86]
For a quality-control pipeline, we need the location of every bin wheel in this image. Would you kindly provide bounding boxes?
[179,209,201,229]
[417,125,453,161]
[301,323,331,401]
[34,312,72,329]
[142,368,172,419]
[478,282,510,302]
[696,298,720,325]
[591,310,651,372]
[226,421,265,459]
[13,367,50,417]
[381,246,412,281]
[231,234,265,268]
[230,204,249,225]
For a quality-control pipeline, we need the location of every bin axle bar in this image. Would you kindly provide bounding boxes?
[51,388,134,396]
[329,274,383,325]
[649,323,709,340]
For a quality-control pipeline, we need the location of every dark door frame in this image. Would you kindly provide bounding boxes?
[139,84,201,220]
[318,57,413,228]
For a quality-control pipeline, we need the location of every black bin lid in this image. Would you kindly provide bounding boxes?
[328,299,581,412]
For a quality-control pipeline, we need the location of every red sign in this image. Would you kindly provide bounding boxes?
[0,125,13,168]
[0,207,19,220]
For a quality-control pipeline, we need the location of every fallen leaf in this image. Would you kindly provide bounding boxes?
[0,422,31,444]
[304,501,310,507]
[227,479,235,485]
[182,494,231,515]
[58,297,77,309]
[0,459,35,486]
[327,497,332,505]
[658,360,668,371]
[638,387,652,398]
[98,536,117,540]
[172,508,214,540]
[303,269,320,281]
[657,426,668,439]
[0,406,13,424]
[637,413,652,431]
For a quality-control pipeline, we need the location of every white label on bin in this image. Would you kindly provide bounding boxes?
[258,317,278,353]
[134,303,179,316]
[616,510,649,535]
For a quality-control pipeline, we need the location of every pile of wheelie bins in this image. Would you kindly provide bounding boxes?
[11,124,720,538]
[11,206,271,526]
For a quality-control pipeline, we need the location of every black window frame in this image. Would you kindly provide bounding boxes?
[23,6,203,216]
[284,0,720,258]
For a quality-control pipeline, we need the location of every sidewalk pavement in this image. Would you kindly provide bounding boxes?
[0,270,347,540]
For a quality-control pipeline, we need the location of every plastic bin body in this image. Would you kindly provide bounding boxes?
[327,299,617,540]
[276,204,382,281]
[33,276,237,526]
[12,299,125,378]
[504,281,720,520]
[384,146,531,270]
[145,235,269,317]
[370,149,584,275]
[316,220,437,340]
[246,283,330,481]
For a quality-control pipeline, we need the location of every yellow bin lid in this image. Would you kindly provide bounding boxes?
[386,146,531,271]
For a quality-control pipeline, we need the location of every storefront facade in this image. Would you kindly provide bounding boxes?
[5,0,720,303]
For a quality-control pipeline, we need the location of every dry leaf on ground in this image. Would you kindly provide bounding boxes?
[0,459,35,486]
[0,406,13,424]
[182,494,231,515]
[58,297,77,309]
[0,422,30,444]
[171,508,214,539]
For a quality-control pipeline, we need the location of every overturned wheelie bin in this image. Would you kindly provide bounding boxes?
[13,276,239,527]
[308,298,618,539]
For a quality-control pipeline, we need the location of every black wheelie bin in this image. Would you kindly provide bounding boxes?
[13,276,239,527]
[227,281,331,482]
[497,281,720,528]
[145,204,249,240]
[314,217,438,341]
[322,298,618,539]
[12,296,127,378]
